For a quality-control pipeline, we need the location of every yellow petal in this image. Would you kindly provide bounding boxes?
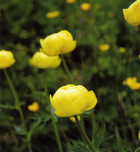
[72,91,97,113]
[28,102,39,112]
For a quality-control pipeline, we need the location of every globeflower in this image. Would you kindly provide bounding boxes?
[119,47,125,53]
[40,30,76,56]
[50,84,97,117]
[28,102,39,112]
[99,44,110,51]
[66,0,76,4]
[29,50,61,69]
[80,3,91,11]
[0,50,15,69]
[46,11,59,18]
[123,0,140,26]
[123,77,140,90]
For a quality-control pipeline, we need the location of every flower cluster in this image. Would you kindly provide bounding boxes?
[123,77,140,90]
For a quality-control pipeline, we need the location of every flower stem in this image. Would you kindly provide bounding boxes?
[61,55,73,83]
[3,69,32,152]
[75,115,97,152]
[135,147,140,152]
[44,70,63,152]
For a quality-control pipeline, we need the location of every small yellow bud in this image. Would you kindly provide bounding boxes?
[99,44,110,51]
[66,0,76,4]
[46,11,59,18]
[80,3,91,11]
[70,115,80,122]
[28,102,39,112]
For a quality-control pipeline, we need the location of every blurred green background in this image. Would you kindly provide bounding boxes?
[1,0,140,151]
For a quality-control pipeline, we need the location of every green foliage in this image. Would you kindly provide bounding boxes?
[1,0,140,151]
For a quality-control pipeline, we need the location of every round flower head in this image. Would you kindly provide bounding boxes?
[123,0,140,26]
[46,11,59,18]
[40,30,76,56]
[28,102,39,112]
[123,77,140,90]
[99,44,110,51]
[80,3,91,11]
[66,0,76,4]
[0,50,15,69]
[50,84,97,117]
[29,50,61,69]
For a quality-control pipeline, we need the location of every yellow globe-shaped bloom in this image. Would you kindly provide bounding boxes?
[50,84,97,117]
[123,0,140,26]
[99,44,110,51]
[123,77,140,90]
[29,50,61,69]
[80,3,91,11]
[0,50,15,69]
[40,30,76,56]
[66,0,76,4]
[46,11,59,18]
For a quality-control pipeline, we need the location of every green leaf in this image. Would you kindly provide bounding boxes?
[92,118,106,150]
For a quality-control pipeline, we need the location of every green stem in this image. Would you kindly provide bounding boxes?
[61,55,73,84]
[75,116,97,152]
[3,69,32,152]
[44,70,63,152]
[135,147,140,152]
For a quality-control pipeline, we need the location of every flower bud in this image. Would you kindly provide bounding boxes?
[0,50,15,69]
[80,3,91,11]
[40,30,76,56]
[28,102,39,112]
[50,84,97,117]
[46,11,59,18]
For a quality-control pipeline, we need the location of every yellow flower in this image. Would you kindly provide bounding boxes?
[28,102,39,112]
[123,77,140,90]
[80,3,91,11]
[66,0,76,4]
[123,0,140,26]
[119,47,125,53]
[50,84,97,117]
[0,50,15,69]
[99,44,110,51]
[138,131,140,141]
[29,50,61,69]
[40,30,76,56]
[70,115,80,122]
[46,11,59,18]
